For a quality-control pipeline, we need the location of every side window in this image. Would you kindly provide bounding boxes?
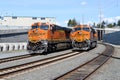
[50,26,52,30]
[83,27,90,32]
[55,25,61,30]
[31,26,38,29]
[50,25,56,32]
[91,27,96,34]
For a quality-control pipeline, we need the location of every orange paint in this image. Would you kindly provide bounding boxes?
[70,25,97,42]
[28,22,69,43]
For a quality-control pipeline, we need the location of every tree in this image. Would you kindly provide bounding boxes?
[72,19,77,26]
[67,19,72,27]
[113,22,116,27]
[67,18,78,27]
[96,23,100,28]
[96,21,106,28]
[117,20,120,26]
[92,22,96,28]
[101,21,106,28]
[107,23,113,28]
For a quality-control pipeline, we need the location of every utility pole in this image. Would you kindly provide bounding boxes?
[116,0,118,7]
[98,0,103,42]
[82,14,84,25]
[99,7,102,41]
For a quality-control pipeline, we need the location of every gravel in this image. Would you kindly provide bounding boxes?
[3,44,106,80]
[0,49,72,69]
[86,47,120,80]
[0,27,120,80]
[0,50,29,59]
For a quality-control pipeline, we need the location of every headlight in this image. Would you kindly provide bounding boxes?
[78,31,82,35]
[41,40,48,45]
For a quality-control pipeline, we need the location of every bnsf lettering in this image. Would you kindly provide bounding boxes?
[59,33,64,37]
[30,33,46,36]
[39,33,46,35]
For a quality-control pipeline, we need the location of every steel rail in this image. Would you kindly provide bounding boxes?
[55,44,114,80]
[0,51,82,78]
[0,54,35,64]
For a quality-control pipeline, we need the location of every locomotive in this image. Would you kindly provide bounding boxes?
[70,25,98,50]
[27,22,72,54]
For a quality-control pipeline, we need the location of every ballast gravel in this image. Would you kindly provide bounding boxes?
[0,49,72,69]
[87,46,120,80]
[2,44,106,80]
[0,50,29,59]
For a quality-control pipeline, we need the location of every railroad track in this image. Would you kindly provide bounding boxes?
[0,54,37,64]
[0,49,72,64]
[0,51,82,78]
[55,44,114,80]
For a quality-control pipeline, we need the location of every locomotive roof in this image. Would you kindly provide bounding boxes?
[73,25,91,28]
[53,24,72,32]
[31,22,72,32]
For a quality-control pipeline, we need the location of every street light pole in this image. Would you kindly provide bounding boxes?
[82,14,84,25]
[99,7,102,41]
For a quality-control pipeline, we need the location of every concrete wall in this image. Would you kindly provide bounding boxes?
[0,43,27,52]
[103,31,120,45]
[96,28,120,41]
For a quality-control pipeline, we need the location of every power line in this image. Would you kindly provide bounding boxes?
[115,0,119,7]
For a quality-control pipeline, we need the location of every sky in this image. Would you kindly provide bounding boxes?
[0,0,120,26]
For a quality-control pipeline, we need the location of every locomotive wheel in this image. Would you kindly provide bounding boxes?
[90,41,97,50]
[94,41,97,47]
[52,45,57,51]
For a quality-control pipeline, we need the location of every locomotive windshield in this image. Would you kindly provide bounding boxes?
[32,26,38,29]
[83,27,90,31]
[72,27,81,32]
[40,25,49,30]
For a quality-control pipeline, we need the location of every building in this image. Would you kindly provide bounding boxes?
[0,16,56,27]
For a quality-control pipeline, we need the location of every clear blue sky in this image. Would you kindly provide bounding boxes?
[0,0,120,26]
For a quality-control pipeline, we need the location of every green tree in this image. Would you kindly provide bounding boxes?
[96,23,100,28]
[96,21,106,28]
[72,19,77,26]
[113,22,116,27]
[101,21,105,28]
[67,19,72,27]
[67,18,78,27]
[117,20,120,26]
[92,22,96,28]
[107,23,113,28]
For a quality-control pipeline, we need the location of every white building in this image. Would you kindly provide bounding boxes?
[0,16,56,27]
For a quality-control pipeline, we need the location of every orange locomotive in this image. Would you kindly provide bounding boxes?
[70,25,97,50]
[27,22,72,54]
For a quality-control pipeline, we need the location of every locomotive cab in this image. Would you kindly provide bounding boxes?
[27,23,50,53]
[27,22,72,54]
[70,25,97,50]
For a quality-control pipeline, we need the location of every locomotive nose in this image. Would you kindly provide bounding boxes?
[72,30,90,42]
[32,29,38,33]
[78,31,82,35]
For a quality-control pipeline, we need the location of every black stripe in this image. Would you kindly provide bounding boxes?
[0,32,28,38]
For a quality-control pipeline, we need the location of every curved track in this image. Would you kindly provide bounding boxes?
[55,44,114,80]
